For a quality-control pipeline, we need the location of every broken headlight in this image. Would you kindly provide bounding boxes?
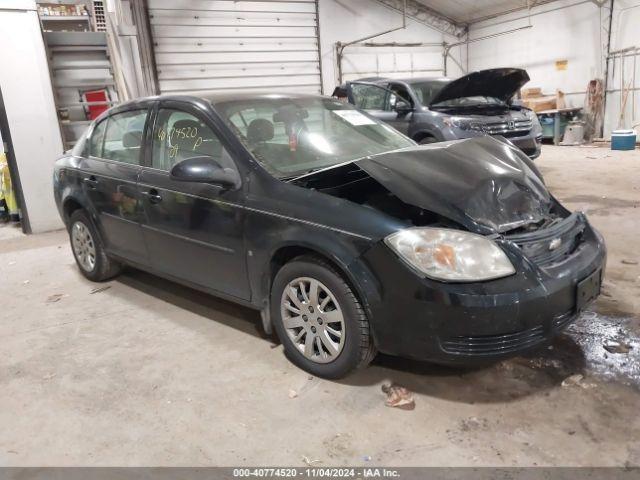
[385,227,516,282]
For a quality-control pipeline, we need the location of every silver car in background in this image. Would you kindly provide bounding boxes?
[343,68,543,159]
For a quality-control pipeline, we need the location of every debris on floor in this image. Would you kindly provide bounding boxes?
[89,285,111,294]
[45,293,66,304]
[561,373,596,389]
[302,455,321,466]
[288,389,298,399]
[381,383,415,410]
[603,340,632,354]
[459,417,489,432]
[621,259,638,265]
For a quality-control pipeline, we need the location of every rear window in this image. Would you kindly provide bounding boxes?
[102,110,147,165]
[89,119,107,157]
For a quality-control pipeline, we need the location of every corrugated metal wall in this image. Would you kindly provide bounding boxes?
[147,0,322,95]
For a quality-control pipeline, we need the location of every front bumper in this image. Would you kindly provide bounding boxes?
[444,128,542,160]
[509,134,542,159]
[361,218,606,365]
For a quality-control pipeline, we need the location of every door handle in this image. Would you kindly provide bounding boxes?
[83,176,98,189]
[144,188,162,204]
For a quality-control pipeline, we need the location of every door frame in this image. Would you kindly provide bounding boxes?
[0,85,30,233]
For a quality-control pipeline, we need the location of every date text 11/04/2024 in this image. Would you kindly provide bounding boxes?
[232,468,401,478]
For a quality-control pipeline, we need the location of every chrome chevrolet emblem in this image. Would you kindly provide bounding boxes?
[549,238,562,250]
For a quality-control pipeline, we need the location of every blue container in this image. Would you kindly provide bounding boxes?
[611,129,636,150]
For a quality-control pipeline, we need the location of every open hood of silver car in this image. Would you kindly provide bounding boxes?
[429,68,530,106]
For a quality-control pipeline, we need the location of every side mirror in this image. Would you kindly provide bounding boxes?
[170,156,240,189]
[395,100,412,114]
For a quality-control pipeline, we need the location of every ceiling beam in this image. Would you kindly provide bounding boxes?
[375,0,468,38]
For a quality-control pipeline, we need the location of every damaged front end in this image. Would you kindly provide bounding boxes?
[291,135,576,255]
[290,135,606,363]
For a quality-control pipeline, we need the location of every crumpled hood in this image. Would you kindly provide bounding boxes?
[429,68,530,106]
[356,136,551,234]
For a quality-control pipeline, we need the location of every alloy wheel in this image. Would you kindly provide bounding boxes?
[71,221,97,272]
[280,277,346,363]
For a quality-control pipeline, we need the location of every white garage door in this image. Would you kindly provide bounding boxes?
[147,0,322,96]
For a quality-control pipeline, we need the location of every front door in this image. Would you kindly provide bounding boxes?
[138,102,250,300]
[81,108,149,264]
[348,82,412,135]
[385,83,414,135]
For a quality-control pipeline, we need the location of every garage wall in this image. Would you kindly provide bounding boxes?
[604,0,640,135]
[0,0,64,233]
[468,0,640,137]
[147,0,322,95]
[318,0,466,93]
[468,1,603,111]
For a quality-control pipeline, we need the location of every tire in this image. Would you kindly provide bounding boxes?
[68,209,121,282]
[271,255,376,379]
[417,135,438,145]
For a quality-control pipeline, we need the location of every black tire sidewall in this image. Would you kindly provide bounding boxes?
[418,136,437,145]
[271,258,363,379]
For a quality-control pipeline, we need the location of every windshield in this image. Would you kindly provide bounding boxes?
[215,97,415,178]
[409,80,507,108]
[409,80,449,105]
[431,96,507,108]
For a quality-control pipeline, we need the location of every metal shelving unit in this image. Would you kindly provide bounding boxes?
[42,31,119,149]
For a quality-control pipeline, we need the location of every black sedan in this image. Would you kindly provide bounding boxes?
[53,93,606,378]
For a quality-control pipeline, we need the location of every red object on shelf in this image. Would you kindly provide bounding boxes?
[83,89,109,120]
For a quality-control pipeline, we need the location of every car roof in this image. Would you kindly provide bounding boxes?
[353,76,451,85]
[205,92,326,106]
[110,92,329,111]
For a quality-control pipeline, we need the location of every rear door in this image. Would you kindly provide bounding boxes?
[137,100,250,300]
[82,108,149,265]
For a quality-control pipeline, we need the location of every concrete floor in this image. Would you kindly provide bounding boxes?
[0,145,639,467]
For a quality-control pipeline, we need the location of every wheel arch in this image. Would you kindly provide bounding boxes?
[412,129,440,143]
[62,196,86,224]
[258,241,382,336]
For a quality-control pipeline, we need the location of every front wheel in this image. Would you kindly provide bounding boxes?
[68,209,121,282]
[417,135,438,145]
[271,255,376,379]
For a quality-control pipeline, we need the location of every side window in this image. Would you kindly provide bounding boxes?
[152,109,231,171]
[102,109,148,165]
[89,119,107,157]
[386,84,413,111]
[349,83,388,110]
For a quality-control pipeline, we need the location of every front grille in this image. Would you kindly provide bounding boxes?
[505,212,586,267]
[484,119,532,136]
[441,325,545,356]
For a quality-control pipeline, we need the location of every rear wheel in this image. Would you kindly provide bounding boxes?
[271,255,376,378]
[417,135,438,145]
[68,209,121,282]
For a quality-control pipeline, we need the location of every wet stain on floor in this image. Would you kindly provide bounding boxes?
[515,310,640,390]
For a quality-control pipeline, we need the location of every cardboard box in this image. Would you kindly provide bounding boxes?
[521,88,542,99]
[521,90,565,112]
